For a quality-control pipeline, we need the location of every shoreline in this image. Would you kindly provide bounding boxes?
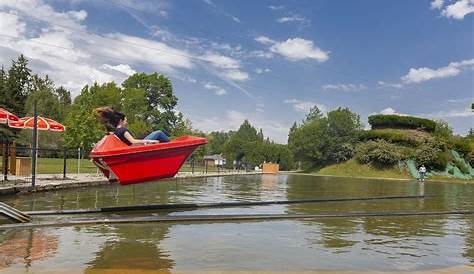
[284,171,474,184]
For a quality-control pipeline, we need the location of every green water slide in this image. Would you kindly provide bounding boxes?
[404,150,473,180]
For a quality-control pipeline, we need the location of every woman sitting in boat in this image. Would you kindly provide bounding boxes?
[95,107,169,146]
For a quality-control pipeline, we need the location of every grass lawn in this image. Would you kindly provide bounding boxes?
[1,157,230,175]
[316,159,411,179]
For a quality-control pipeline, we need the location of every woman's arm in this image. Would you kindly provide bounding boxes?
[124,131,159,145]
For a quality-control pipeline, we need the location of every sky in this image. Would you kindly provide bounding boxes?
[0,0,473,143]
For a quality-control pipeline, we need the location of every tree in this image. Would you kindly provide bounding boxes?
[122,72,181,135]
[288,106,362,167]
[5,55,32,116]
[121,87,150,137]
[326,107,363,162]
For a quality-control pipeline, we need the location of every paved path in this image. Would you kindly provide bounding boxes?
[0,171,263,196]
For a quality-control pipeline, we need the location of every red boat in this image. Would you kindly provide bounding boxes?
[90,134,207,185]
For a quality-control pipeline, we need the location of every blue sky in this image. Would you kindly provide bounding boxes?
[0,0,473,143]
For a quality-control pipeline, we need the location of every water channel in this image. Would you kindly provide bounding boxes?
[0,174,473,273]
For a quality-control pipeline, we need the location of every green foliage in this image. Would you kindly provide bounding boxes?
[433,120,453,140]
[359,129,421,147]
[288,107,362,166]
[368,114,436,132]
[413,141,450,170]
[451,137,471,157]
[453,157,470,174]
[122,72,181,135]
[355,140,406,167]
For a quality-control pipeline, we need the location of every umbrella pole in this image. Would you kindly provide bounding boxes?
[31,102,38,191]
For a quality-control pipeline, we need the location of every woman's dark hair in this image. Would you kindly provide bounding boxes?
[95,107,126,131]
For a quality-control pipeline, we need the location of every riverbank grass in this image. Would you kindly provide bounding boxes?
[316,159,411,179]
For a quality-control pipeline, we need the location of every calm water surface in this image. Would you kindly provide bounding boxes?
[0,174,473,273]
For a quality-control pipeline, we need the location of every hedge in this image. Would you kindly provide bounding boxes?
[368,114,436,132]
[359,130,420,147]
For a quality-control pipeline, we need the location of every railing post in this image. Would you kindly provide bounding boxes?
[191,156,195,175]
[77,147,81,174]
[205,160,208,174]
[63,148,67,179]
[2,141,9,181]
[31,102,38,190]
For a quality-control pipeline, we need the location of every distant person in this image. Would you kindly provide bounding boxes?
[95,107,169,146]
[418,164,427,182]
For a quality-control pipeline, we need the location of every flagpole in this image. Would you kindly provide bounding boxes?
[31,101,38,191]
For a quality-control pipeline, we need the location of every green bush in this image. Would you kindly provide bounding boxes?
[432,151,451,170]
[368,114,436,132]
[359,130,420,147]
[454,158,470,174]
[355,140,406,167]
[467,150,474,166]
[452,138,471,156]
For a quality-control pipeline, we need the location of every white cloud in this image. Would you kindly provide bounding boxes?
[203,52,249,81]
[67,10,87,21]
[224,70,249,81]
[441,0,474,20]
[268,5,285,10]
[401,59,474,84]
[0,2,197,96]
[204,82,227,95]
[379,107,397,115]
[322,83,366,92]
[277,14,310,26]
[102,64,136,76]
[284,99,327,114]
[255,36,275,45]
[431,0,445,9]
[203,53,240,69]
[270,38,329,62]
[0,12,25,38]
[254,68,271,74]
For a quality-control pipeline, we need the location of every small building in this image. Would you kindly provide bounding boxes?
[203,154,226,167]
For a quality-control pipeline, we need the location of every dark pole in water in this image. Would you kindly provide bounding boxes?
[31,101,38,191]
[26,195,431,215]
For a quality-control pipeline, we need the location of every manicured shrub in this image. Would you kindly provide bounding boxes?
[355,140,406,167]
[359,130,420,147]
[368,114,436,132]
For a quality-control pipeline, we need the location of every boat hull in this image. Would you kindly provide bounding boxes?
[90,135,207,185]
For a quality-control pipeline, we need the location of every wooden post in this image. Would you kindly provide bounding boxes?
[9,141,16,175]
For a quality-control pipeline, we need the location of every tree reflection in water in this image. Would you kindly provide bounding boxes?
[85,224,174,272]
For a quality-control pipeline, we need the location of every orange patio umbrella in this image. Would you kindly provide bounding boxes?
[9,116,65,132]
[0,107,20,125]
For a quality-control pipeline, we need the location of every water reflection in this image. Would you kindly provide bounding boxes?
[0,174,473,272]
[0,229,58,268]
[85,224,173,272]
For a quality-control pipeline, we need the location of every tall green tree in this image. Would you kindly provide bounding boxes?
[122,72,182,135]
[5,55,32,116]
